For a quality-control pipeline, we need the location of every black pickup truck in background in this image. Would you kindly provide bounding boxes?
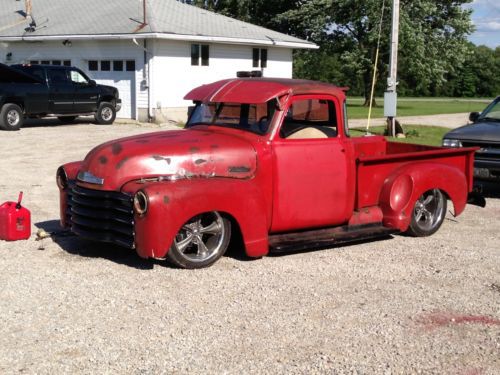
[0,63,121,130]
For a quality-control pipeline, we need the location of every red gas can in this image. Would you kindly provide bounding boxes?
[0,192,31,241]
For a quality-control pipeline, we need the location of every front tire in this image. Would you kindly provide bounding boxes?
[167,211,231,269]
[94,102,116,125]
[0,104,24,131]
[406,189,447,237]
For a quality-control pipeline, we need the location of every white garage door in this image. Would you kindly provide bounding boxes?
[92,72,135,119]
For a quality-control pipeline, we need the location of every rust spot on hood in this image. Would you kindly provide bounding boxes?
[116,157,130,170]
[152,155,171,165]
[112,143,123,155]
[163,196,170,204]
[190,147,200,154]
[195,159,207,165]
[228,166,251,173]
[99,156,108,165]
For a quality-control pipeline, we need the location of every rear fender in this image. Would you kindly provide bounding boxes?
[122,178,269,259]
[379,163,468,231]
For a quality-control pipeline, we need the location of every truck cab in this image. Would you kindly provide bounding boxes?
[56,78,478,269]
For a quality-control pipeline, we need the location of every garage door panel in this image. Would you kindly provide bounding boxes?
[92,71,135,119]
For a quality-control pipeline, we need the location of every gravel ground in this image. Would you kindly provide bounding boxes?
[0,120,499,374]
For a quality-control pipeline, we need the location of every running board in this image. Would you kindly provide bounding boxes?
[268,224,398,253]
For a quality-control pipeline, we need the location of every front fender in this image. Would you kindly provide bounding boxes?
[122,178,269,259]
[379,162,468,231]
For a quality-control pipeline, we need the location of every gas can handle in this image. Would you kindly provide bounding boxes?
[16,191,23,209]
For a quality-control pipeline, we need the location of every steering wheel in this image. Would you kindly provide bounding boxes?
[257,116,268,133]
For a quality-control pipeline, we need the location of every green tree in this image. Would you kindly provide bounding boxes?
[281,0,474,103]
[190,0,475,101]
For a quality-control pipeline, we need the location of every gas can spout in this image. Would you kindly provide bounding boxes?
[16,191,23,209]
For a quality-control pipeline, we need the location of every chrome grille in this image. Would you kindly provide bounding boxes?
[68,185,135,248]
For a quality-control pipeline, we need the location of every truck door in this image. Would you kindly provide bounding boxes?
[47,68,74,114]
[271,95,351,232]
[69,69,99,113]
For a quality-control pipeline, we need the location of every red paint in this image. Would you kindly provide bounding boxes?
[57,78,477,262]
[0,192,31,241]
[417,311,500,330]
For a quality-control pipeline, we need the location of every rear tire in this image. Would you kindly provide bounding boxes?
[94,102,116,125]
[0,104,24,131]
[57,116,77,123]
[406,189,447,237]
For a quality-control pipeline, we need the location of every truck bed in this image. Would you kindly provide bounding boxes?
[351,136,477,209]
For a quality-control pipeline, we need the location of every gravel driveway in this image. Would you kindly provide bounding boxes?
[0,121,499,374]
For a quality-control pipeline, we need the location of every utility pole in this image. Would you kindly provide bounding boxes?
[384,0,400,137]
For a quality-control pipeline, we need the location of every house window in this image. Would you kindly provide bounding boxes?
[191,44,209,66]
[252,48,267,68]
[101,60,111,71]
[51,60,61,66]
[63,60,71,66]
[29,60,39,65]
[41,60,50,65]
[88,60,98,71]
[113,61,124,71]
[126,60,135,71]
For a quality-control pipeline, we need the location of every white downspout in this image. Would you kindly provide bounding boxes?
[132,37,153,122]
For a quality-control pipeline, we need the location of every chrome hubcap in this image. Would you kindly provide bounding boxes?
[7,110,20,126]
[413,189,445,232]
[174,212,225,263]
[101,107,113,121]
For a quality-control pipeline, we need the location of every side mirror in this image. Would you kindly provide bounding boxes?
[89,80,97,87]
[469,112,480,122]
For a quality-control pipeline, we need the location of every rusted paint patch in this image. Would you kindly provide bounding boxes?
[228,166,251,173]
[163,196,170,204]
[99,155,108,165]
[116,157,130,170]
[194,158,207,165]
[416,311,500,331]
[152,155,171,165]
[111,143,123,155]
[189,147,200,154]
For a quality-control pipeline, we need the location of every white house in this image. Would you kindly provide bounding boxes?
[0,0,317,122]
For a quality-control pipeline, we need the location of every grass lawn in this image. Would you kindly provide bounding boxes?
[347,97,490,119]
[350,125,449,147]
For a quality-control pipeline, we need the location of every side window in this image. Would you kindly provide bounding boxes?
[47,69,69,84]
[69,70,89,84]
[30,67,45,81]
[280,98,337,139]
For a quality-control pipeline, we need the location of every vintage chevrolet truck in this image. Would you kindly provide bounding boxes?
[57,78,479,268]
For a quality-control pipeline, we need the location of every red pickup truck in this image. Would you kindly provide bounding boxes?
[57,78,478,268]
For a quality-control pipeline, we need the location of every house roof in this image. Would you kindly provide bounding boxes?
[0,0,317,49]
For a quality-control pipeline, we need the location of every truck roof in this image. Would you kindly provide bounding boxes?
[184,78,347,104]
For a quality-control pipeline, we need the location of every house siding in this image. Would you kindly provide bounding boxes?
[150,39,293,122]
[1,39,294,122]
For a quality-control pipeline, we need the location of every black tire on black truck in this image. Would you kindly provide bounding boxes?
[0,103,24,131]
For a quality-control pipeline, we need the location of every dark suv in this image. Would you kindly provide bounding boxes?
[0,63,121,130]
[443,96,500,190]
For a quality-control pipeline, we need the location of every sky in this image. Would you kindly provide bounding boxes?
[467,0,500,47]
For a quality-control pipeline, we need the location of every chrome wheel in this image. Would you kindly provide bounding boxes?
[168,211,231,268]
[101,106,113,121]
[407,189,447,237]
[7,110,20,127]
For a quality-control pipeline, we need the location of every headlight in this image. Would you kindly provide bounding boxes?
[442,139,462,148]
[56,167,68,189]
[133,191,148,216]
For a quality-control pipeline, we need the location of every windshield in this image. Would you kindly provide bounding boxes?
[479,97,500,122]
[186,100,277,135]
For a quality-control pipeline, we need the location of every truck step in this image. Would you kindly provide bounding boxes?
[268,223,398,253]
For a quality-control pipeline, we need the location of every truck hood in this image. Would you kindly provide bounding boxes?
[77,129,257,190]
[445,121,500,143]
